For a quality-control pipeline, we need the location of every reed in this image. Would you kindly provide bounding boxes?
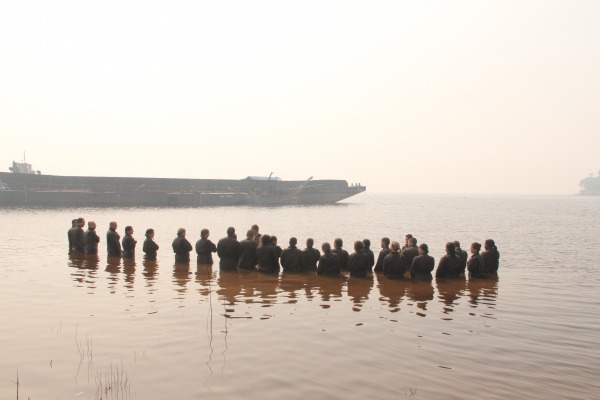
[94,359,131,400]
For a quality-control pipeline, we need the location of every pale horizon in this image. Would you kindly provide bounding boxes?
[1,1,598,195]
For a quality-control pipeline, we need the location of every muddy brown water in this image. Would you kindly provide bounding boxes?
[1,195,599,399]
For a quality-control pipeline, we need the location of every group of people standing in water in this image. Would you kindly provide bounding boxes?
[68,218,500,281]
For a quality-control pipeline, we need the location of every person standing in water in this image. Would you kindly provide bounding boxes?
[348,240,370,278]
[467,242,484,279]
[436,242,461,279]
[106,221,121,257]
[317,242,341,276]
[237,229,258,269]
[374,237,391,273]
[482,239,500,276]
[217,227,240,269]
[410,243,435,281]
[196,228,217,265]
[143,228,159,261]
[84,221,100,255]
[332,238,349,272]
[122,226,137,259]
[172,228,193,263]
[302,238,320,271]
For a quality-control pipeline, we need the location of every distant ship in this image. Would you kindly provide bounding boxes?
[580,173,600,196]
[0,159,366,207]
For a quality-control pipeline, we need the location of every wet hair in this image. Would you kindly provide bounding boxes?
[322,242,331,253]
[261,234,271,246]
[177,227,185,236]
[145,228,154,237]
[471,242,481,252]
[445,241,456,256]
[354,240,364,251]
[306,238,314,248]
[391,241,401,252]
[227,226,235,236]
[125,225,133,233]
[334,238,343,248]
[246,229,254,238]
[289,237,297,246]
[362,239,371,248]
[201,228,209,237]
[419,243,429,254]
[409,237,417,246]
[381,237,390,246]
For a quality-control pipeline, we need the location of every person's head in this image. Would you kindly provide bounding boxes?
[261,234,271,247]
[391,241,401,252]
[409,237,417,247]
[146,228,154,238]
[77,217,85,227]
[453,240,461,249]
[381,237,390,248]
[125,225,134,235]
[485,239,496,251]
[88,221,96,229]
[470,242,481,254]
[306,238,314,248]
[405,234,413,245]
[362,239,371,249]
[246,229,254,239]
[322,242,331,253]
[289,237,297,246]
[71,218,77,227]
[354,240,364,252]
[201,228,209,238]
[334,238,343,249]
[445,241,456,256]
[227,227,235,237]
[177,227,186,237]
[271,235,278,245]
[419,243,429,255]
[109,221,117,230]
[251,224,259,234]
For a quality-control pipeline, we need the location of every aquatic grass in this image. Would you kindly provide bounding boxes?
[94,360,131,400]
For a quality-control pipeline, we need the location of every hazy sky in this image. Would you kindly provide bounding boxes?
[1,0,598,194]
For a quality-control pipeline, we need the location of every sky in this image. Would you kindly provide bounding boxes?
[1,0,599,194]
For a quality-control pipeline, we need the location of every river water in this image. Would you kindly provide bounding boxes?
[0,194,599,399]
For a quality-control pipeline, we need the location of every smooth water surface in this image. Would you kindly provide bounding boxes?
[1,194,599,399]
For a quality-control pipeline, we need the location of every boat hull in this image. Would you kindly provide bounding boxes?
[0,172,365,207]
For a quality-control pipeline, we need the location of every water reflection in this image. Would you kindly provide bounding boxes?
[279,273,311,304]
[67,257,500,317]
[68,253,100,292]
[142,260,159,288]
[466,277,499,312]
[347,276,373,312]
[217,269,242,306]
[377,277,408,312]
[316,276,345,308]
[173,262,192,298]
[406,281,434,317]
[436,279,467,319]
[105,256,121,294]
[123,259,136,291]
